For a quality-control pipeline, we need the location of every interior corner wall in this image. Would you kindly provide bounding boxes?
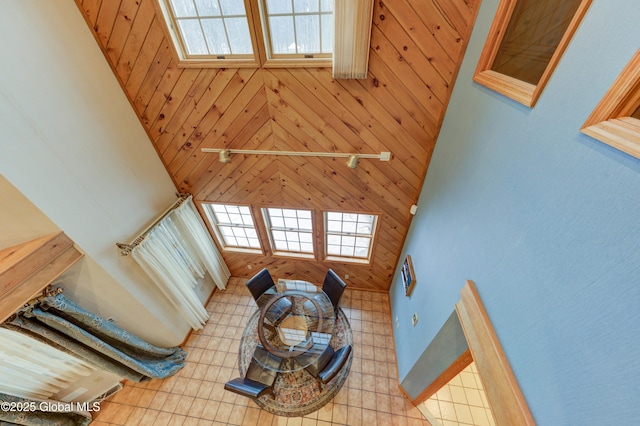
[0,1,192,346]
[390,1,640,424]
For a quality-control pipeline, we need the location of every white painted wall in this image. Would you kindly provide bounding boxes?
[0,1,194,346]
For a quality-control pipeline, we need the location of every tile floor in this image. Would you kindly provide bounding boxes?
[418,363,495,426]
[91,277,432,426]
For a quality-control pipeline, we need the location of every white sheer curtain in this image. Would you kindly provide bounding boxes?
[132,196,230,330]
[0,328,95,400]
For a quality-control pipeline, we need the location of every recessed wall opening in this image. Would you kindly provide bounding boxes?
[401,280,535,425]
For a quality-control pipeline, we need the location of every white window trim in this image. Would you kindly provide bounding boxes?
[262,207,316,259]
[201,203,263,254]
[324,211,378,264]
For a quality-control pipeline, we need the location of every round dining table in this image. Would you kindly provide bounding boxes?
[253,279,335,373]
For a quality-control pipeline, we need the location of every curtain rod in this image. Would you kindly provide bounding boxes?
[116,193,191,256]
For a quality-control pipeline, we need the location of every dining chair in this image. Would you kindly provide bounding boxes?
[303,344,352,387]
[322,269,347,312]
[224,345,283,400]
[246,268,292,325]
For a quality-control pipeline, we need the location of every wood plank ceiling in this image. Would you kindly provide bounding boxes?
[75,0,481,292]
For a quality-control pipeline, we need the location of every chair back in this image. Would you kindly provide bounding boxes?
[246,268,275,301]
[322,269,347,311]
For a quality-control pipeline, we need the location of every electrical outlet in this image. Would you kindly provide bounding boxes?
[106,317,117,323]
[411,313,418,326]
[395,316,400,328]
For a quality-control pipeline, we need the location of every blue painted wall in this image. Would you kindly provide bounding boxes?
[390,1,640,424]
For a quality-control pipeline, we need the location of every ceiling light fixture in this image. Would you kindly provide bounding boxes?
[202,148,391,169]
[346,155,359,169]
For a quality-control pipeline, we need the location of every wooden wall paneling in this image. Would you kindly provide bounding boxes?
[114,0,156,84]
[74,0,483,291]
[93,0,121,48]
[80,0,102,29]
[147,69,202,141]
[171,68,256,183]
[125,18,167,98]
[372,12,449,104]
[368,48,437,134]
[378,1,456,82]
[305,68,427,166]
[105,0,142,66]
[152,68,219,157]
[370,25,444,124]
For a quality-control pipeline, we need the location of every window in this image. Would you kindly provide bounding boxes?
[581,49,640,159]
[324,211,377,263]
[156,0,335,68]
[201,203,262,252]
[260,0,333,59]
[262,208,314,257]
[473,0,591,107]
[157,0,258,66]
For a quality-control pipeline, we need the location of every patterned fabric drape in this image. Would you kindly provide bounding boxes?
[5,293,186,383]
[0,392,91,426]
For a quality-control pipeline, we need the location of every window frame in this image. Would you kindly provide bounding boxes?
[262,207,316,259]
[155,0,262,68]
[200,202,264,254]
[581,49,640,159]
[155,0,333,69]
[473,0,592,107]
[256,0,333,68]
[323,211,378,264]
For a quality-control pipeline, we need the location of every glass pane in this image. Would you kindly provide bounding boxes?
[225,205,239,214]
[284,217,299,228]
[300,242,314,253]
[285,231,300,242]
[241,214,253,225]
[246,229,258,239]
[214,212,229,223]
[228,213,242,224]
[355,237,370,248]
[327,244,340,255]
[294,0,318,13]
[282,209,298,217]
[225,17,253,54]
[268,208,282,217]
[194,0,220,16]
[200,18,230,54]
[299,232,313,243]
[327,234,341,245]
[342,221,356,233]
[236,237,249,246]
[354,246,369,258]
[239,206,251,214]
[267,0,293,14]
[327,220,341,232]
[232,227,246,237]
[219,0,246,15]
[249,238,261,248]
[320,0,332,12]
[272,230,286,241]
[357,222,372,233]
[219,226,234,236]
[222,234,237,246]
[321,13,333,53]
[288,241,301,252]
[269,16,296,54]
[342,236,356,247]
[492,0,582,85]
[341,246,355,257]
[170,0,197,17]
[298,218,312,230]
[295,15,320,53]
[212,204,226,213]
[274,239,288,250]
[270,216,285,228]
[179,20,208,55]
[326,212,341,220]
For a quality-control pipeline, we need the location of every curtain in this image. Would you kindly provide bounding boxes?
[0,328,95,400]
[5,293,186,383]
[131,196,230,330]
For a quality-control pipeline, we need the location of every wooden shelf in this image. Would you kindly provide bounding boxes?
[0,232,83,323]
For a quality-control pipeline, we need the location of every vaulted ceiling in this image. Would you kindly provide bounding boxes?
[75,0,481,292]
